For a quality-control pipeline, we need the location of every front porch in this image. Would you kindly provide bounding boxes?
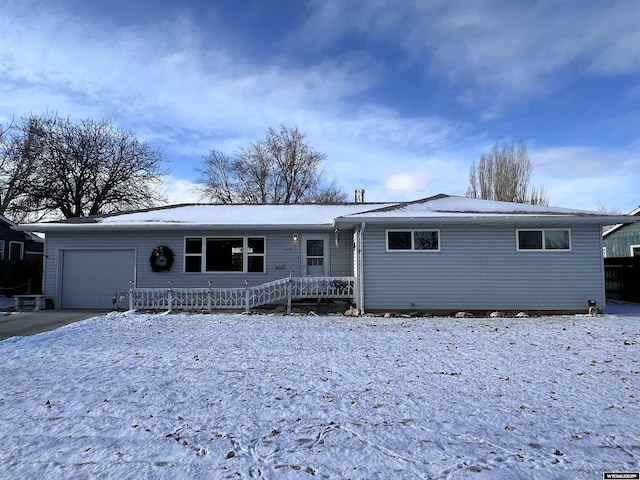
[115,276,356,314]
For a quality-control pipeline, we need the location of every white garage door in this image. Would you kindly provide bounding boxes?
[61,249,135,309]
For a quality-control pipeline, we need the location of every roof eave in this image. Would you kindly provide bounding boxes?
[17,214,640,232]
[335,214,640,226]
[14,222,336,232]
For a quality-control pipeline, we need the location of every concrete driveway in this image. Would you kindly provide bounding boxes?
[0,310,108,341]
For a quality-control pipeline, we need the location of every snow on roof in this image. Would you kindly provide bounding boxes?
[340,194,601,219]
[22,203,397,230]
[340,195,619,221]
[17,195,638,231]
[99,203,397,226]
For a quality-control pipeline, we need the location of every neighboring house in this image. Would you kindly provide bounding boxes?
[16,194,639,312]
[602,205,640,257]
[602,205,640,304]
[0,215,44,294]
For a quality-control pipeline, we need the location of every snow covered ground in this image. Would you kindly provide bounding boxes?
[0,307,638,479]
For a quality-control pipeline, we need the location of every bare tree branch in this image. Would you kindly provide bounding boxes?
[7,112,167,219]
[198,125,346,204]
[465,141,549,206]
[0,118,44,222]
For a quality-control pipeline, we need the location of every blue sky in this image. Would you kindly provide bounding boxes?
[1,0,639,211]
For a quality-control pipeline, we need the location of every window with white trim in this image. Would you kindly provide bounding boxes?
[8,241,24,260]
[387,230,440,251]
[184,237,265,273]
[517,229,571,251]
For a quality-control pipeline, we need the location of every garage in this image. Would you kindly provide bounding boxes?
[61,249,135,309]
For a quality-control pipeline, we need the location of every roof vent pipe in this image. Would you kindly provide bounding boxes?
[355,188,365,203]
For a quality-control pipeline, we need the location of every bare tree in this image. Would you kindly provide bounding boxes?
[595,201,622,215]
[13,113,166,219]
[198,125,347,204]
[466,141,549,205]
[0,121,19,215]
[0,119,43,222]
[198,149,237,204]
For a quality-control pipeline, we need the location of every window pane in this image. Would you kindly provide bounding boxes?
[307,258,323,266]
[633,247,640,257]
[518,231,543,250]
[185,256,202,272]
[206,238,243,271]
[248,238,265,254]
[306,239,324,256]
[414,231,439,250]
[545,230,570,250]
[388,231,411,250]
[247,256,264,273]
[185,238,202,254]
[9,242,23,260]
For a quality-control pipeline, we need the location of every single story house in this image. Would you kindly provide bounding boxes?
[602,205,640,257]
[16,194,640,313]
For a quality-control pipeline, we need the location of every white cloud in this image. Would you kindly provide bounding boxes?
[0,3,393,188]
[286,106,473,202]
[0,5,376,141]
[531,146,637,179]
[161,176,203,205]
[385,172,433,196]
[303,1,640,99]
[1,1,636,214]
[531,146,640,211]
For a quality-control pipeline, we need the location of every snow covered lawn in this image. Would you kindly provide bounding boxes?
[0,309,638,479]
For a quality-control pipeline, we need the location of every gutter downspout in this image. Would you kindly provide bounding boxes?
[598,225,607,313]
[41,235,47,299]
[358,221,366,314]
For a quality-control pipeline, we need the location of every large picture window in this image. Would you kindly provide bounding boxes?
[517,229,571,251]
[184,237,265,273]
[387,230,440,251]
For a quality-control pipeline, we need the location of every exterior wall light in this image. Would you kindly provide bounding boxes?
[293,234,299,242]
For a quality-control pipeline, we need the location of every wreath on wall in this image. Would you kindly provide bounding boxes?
[150,246,174,272]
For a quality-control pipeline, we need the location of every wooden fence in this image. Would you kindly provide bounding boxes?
[604,257,640,303]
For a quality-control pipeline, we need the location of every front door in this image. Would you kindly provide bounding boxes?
[302,235,329,276]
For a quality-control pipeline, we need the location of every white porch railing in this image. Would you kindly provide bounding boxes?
[115,277,355,314]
